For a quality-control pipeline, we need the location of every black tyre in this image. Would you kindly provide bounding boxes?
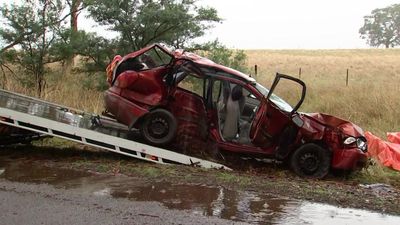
[140,109,177,146]
[290,143,331,178]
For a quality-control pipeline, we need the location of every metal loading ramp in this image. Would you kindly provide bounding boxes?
[0,89,229,170]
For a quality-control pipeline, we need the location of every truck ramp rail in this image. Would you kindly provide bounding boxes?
[0,89,229,170]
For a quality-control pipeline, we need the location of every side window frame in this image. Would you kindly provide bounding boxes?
[210,79,222,109]
[176,73,205,98]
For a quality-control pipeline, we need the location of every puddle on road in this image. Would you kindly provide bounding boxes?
[1,159,400,224]
[0,159,89,184]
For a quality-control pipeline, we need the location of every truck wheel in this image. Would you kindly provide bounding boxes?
[290,143,331,178]
[140,109,177,146]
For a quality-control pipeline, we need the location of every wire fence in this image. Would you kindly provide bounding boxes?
[252,65,352,87]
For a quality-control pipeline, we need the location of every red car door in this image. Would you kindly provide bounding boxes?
[249,73,306,147]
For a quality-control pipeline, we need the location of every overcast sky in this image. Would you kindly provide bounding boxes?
[1,0,400,49]
[197,0,400,49]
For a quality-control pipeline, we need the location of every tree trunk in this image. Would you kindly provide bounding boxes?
[71,0,80,33]
[64,0,81,75]
[37,1,48,98]
[0,65,7,89]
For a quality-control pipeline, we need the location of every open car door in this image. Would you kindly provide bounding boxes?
[249,73,306,147]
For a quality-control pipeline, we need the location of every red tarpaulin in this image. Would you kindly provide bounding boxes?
[365,131,400,171]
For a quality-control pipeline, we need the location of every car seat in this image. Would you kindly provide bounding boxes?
[222,85,242,140]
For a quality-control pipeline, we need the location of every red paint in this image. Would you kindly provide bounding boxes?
[331,147,367,169]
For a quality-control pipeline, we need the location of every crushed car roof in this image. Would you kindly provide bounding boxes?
[123,43,256,83]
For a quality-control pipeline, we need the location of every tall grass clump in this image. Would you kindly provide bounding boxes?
[1,64,106,114]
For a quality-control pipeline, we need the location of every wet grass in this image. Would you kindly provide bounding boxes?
[35,137,78,149]
[349,160,400,187]
[215,171,252,186]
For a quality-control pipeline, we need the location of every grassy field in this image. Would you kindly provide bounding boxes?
[246,49,400,138]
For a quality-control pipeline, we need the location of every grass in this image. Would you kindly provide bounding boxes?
[215,171,252,185]
[246,49,400,138]
[350,159,400,187]
[34,137,78,149]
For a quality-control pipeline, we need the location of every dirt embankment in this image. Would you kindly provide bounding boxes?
[1,145,400,216]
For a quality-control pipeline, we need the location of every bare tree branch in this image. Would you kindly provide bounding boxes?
[0,63,15,76]
[143,24,179,47]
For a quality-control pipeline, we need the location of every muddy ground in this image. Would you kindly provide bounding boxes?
[1,143,400,216]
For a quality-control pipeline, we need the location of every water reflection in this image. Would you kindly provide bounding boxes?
[0,160,90,184]
[275,202,400,225]
[108,181,287,223]
[0,159,400,224]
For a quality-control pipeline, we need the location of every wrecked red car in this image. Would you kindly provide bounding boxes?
[104,44,368,178]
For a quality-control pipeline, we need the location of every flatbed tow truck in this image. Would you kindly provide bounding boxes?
[0,89,229,170]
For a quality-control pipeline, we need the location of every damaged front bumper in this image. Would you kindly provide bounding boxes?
[331,147,368,170]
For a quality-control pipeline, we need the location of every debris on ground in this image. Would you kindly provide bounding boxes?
[359,183,395,196]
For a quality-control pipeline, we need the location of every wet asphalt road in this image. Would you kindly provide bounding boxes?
[0,180,245,225]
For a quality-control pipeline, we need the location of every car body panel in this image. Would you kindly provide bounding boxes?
[332,147,367,169]
[302,112,364,137]
[169,88,208,144]
[250,101,292,147]
[298,112,367,170]
[117,68,169,106]
[104,88,149,127]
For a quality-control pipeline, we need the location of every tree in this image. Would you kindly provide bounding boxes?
[0,0,246,94]
[86,0,221,54]
[60,0,82,71]
[68,0,82,33]
[359,4,400,48]
[0,48,17,88]
[193,40,249,73]
[0,0,65,97]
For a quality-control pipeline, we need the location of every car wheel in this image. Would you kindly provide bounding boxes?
[290,143,331,178]
[140,109,177,146]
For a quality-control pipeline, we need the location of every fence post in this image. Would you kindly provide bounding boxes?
[346,69,349,87]
[254,64,258,78]
[299,67,302,79]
